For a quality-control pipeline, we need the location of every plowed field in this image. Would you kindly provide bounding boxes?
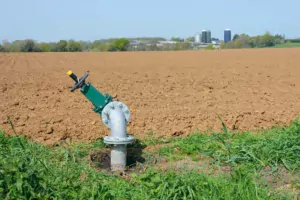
[1,49,300,145]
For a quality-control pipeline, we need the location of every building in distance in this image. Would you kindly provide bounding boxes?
[224,29,232,43]
[201,30,211,44]
[195,32,201,43]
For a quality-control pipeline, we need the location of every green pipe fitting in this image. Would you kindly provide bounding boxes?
[67,70,113,115]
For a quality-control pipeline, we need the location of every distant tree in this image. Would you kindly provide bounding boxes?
[91,43,109,52]
[205,44,214,50]
[56,40,68,52]
[221,32,282,49]
[236,34,251,48]
[163,45,171,51]
[147,44,159,51]
[2,40,10,47]
[40,43,52,52]
[181,42,191,50]
[0,44,5,52]
[1,40,9,52]
[220,42,226,49]
[251,32,275,47]
[173,43,181,50]
[67,40,82,52]
[108,44,117,52]
[79,41,93,52]
[10,40,25,52]
[187,37,195,42]
[98,44,109,52]
[249,36,260,47]
[92,40,101,49]
[220,41,236,49]
[235,40,243,48]
[110,38,130,51]
[21,40,34,52]
[260,32,275,47]
[135,45,146,51]
[91,40,110,51]
[274,34,285,44]
[286,38,300,43]
[171,37,183,42]
[232,34,239,41]
[48,42,57,52]
[21,39,41,52]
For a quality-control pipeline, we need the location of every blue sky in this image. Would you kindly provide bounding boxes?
[1,0,299,42]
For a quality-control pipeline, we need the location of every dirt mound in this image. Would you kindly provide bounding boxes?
[1,49,300,145]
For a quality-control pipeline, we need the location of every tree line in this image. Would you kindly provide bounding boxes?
[220,32,286,49]
[0,37,194,52]
[0,38,130,52]
[0,32,298,52]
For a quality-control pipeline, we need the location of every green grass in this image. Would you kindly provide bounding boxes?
[159,119,300,171]
[275,43,300,48]
[0,119,299,199]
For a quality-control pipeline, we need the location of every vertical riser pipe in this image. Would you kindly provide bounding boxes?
[111,144,127,171]
[109,107,127,171]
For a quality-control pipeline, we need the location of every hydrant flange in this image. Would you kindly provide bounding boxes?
[104,135,135,145]
[101,101,130,128]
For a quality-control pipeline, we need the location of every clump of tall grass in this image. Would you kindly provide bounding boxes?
[159,119,300,171]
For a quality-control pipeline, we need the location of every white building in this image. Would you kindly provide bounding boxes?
[195,33,201,43]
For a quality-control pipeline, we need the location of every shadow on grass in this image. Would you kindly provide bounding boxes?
[127,139,147,167]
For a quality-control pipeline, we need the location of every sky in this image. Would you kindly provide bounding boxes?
[1,0,300,42]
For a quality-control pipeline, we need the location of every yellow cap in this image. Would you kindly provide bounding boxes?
[67,70,73,76]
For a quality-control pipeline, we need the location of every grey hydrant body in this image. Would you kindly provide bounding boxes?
[102,102,134,171]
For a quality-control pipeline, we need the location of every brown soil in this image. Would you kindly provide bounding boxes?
[1,49,300,145]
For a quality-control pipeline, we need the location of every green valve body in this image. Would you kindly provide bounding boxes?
[67,70,113,115]
[80,83,113,115]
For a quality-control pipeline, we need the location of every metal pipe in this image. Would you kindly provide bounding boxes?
[111,144,127,171]
[109,107,127,171]
[109,107,127,138]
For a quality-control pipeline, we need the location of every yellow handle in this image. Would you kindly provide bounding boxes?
[67,70,73,76]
